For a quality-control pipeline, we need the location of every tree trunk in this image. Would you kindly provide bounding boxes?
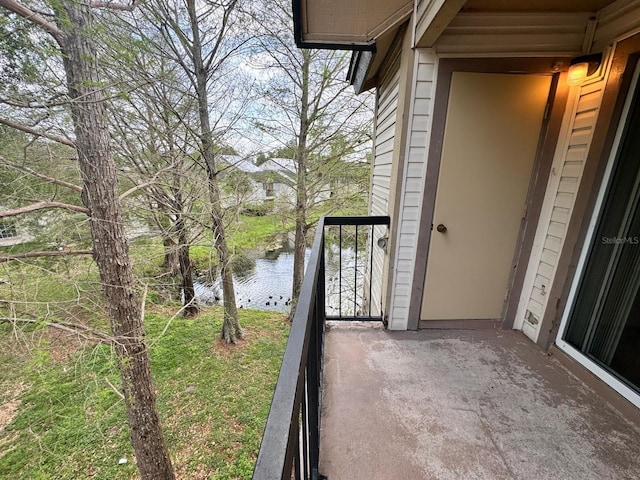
[58,2,174,478]
[176,215,199,317]
[292,50,311,309]
[209,178,241,342]
[186,0,241,343]
[162,235,179,275]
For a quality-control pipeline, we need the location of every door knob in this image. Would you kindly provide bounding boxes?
[436,223,447,233]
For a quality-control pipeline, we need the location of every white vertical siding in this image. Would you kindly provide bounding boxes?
[388,50,437,329]
[368,40,402,314]
[516,79,606,342]
[370,46,402,218]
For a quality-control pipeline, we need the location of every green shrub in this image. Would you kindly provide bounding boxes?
[242,202,271,217]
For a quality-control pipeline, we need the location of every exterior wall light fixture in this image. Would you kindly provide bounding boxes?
[567,52,603,86]
[377,234,388,253]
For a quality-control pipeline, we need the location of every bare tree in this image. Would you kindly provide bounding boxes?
[250,0,373,307]
[105,51,205,317]
[125,0,250,342]
[0,0,175,478]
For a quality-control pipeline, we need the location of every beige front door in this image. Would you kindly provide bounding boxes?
[421,72,552,321]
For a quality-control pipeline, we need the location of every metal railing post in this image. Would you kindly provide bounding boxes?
[338,225,342,318]
[369,224,374,318]
[354,224,358,316]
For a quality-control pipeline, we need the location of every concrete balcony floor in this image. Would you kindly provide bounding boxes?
[319,324,640,480]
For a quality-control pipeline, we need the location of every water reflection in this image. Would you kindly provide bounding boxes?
[194,244,364,315]
[194,246,309,313]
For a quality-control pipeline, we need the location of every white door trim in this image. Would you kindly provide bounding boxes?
[513,86,579,335]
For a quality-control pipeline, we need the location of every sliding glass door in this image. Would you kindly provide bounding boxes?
[562,62,640,394]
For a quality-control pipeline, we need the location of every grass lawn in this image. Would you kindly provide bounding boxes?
[0,202,368,479]
[0,307,289,480]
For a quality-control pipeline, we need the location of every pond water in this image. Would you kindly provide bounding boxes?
[194,244,365,315]
[194,247,309,313]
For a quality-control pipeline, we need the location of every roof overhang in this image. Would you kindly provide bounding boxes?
[293,0,411,50]
[296,0,620,92]
[347,27,400,93]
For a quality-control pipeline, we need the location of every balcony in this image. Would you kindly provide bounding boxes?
[253,216,640,480]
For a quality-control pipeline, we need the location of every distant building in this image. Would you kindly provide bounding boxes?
[220,156,330,210]
[0,218,33,246]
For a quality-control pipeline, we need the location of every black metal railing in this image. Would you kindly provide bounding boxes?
[323,216,390,321]
[252,215,390,480]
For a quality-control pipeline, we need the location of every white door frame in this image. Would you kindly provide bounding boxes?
[512,85,579,338]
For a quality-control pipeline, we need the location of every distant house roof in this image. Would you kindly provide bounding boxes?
[230,157,262,173]
[261,158,296,175]
[219,155,258,173]
[221,155,297,186]
[257,158,297,186]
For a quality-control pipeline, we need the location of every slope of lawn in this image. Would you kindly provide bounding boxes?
[0,307,289,480]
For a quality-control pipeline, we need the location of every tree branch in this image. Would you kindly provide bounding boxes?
[0,201,89,218]
[0,117,74,147]
[0,0,65,47]
[0,157,82,193]
[0,95,67,109]
[118,164,178,200]
[0,316,113,344]
[104,376,125,399]
[0,249,93,263]
[89,0,138,11]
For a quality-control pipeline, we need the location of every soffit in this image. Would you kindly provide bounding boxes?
[327,0,621,90]
[461,0,617,12]
[298,0,412,46]
[298,1,618,48]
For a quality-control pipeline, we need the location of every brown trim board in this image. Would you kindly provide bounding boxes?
[502,73,570,330]
[407,57,571,330]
